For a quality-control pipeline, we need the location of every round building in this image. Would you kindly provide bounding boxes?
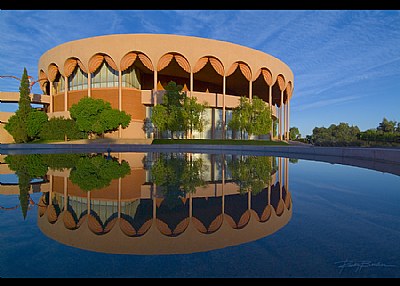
[37,34,294,140]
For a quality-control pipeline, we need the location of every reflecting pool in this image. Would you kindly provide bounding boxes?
[0,151,399,278]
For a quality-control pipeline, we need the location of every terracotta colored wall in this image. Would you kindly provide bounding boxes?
[89,179,119,199]
[122,89,145,120]
[53,176,64,194]
[67,180,88,198]
[91,88,119,109]
[67,90,87,109]
[121,169,146,200]
[53,93,64,112]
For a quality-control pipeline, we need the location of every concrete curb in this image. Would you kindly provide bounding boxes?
[1,144,399,164]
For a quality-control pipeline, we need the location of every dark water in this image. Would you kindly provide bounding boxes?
[0,151,399,278]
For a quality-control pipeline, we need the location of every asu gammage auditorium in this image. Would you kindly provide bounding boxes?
[0,34,294,143]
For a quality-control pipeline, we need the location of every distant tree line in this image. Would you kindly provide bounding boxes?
[307,118,400,147]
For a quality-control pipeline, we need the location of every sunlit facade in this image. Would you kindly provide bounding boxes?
[30,34,294,140]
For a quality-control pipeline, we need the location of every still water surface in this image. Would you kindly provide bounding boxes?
[0,151,399,278]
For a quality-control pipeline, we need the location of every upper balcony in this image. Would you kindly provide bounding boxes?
[0,91,50,105]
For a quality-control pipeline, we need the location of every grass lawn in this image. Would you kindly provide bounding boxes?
[152,139,289,146]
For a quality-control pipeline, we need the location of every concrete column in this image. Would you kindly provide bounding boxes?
[285,157,289,191]
[64,76,68,112]
[222,154,225,214]
[268,184,271,207]
[152,183,157,220]
[280,90,283,140]
[249,80,252,102]
[118,70,122,138]
[287,100,290,140]
[49,81,53,113]
[88,73,91,98]
[190,71,193,98]
[286,101,289,140]
[87,191,91,215]
[189,193,193,218]
[248,191,251,210]
[49,175,53,206]
[283,102,287,141]
[279,157,282,198]
[118,70,122,111]
[222,75,226,139]
[63,177,68,210]
[118,177,121,218]
[269,85,273,140]
[278,108,281,141]
[153,69,158,105]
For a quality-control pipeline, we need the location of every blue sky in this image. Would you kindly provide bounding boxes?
[0,10,399,136]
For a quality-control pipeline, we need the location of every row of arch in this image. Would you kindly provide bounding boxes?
[39,182,291,237]
[38,51,293,106]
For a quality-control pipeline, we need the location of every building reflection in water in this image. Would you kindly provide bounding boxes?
[25,152,291,254]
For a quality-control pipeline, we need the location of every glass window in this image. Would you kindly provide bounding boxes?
[68,66,88,91]
[91,61,119,89]
[122,65,141,89]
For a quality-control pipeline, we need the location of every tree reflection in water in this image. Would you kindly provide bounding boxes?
[4,153,131,218]
[228,155,276,195]
[150,153,208,210]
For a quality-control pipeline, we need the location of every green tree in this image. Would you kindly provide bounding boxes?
[228,96,251,139]
[377,118,397,133]
[151,153,207,208]
[248,97,272,136]
[228,96,272,138]
[5,154,48,219]
[228,155,273,195]
[26,110,48,140]
[311,123,360,146]
[289,127,301,140]
[4,68,32,143]
[69,97,131,138]
[151,81,186,138]
[69,154,131,191]
[40,116,87,141]
[182,96,207,138]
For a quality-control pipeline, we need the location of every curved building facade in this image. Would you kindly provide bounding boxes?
[34,34,294,140]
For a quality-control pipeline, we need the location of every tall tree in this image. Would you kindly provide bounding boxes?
[151,81,207,138]
[247,96,272,136]
[228,96,272,138]
[228,96,251,139]
[151,81,185,138]
[182,96,207,138]
[4,68,32,143]
[5,154,48,219]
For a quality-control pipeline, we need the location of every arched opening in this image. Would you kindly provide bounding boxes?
[225,62,251,97]
[157,53,190,91]
[193,56,223,93]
